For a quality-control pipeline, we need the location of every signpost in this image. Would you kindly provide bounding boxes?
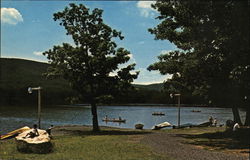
[28,87,42,129]
[170,93,181,128]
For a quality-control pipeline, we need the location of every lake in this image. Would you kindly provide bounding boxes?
[0,105,246,134]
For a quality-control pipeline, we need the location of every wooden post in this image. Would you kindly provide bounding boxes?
[28,86,42,129]
[38,88,41,129]
[170,93,181,128]
[177,95,180,128]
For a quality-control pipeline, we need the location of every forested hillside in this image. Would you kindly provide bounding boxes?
[0,58,174,106]
[0,58,75,105]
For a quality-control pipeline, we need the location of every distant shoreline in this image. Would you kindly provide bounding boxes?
[1,103,246,109]
[0,103,240,108]
[53,103,235,108]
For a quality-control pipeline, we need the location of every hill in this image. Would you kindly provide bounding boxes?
[134,83,164,91]
[0,58,165,105]
[0,58,74,105]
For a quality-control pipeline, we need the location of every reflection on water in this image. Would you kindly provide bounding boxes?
[0,105,246,134]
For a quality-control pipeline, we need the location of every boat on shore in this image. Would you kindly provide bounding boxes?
[0,126,30,140]
[197,121,212,127]
[152,121,171,130]
[152,112,165,116]
[102,118,126,123]
[135,124,144,129]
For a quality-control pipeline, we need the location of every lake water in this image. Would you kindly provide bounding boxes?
[0,105,246,134]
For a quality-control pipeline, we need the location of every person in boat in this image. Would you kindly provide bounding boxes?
[119,116,122,120]
[23,124,39,138]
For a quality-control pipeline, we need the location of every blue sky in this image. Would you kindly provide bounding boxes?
[1,1,176,84]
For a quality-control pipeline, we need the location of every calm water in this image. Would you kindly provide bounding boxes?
[0,105,246,134]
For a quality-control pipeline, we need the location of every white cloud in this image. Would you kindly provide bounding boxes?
[137,1,156,18]
[1,8,23,25]
[137,1,155,9]
[133,68,171,85]
[33,51,43,56]
[128,53,136,64]
[160,50,173,55]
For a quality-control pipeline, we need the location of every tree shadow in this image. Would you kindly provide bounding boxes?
[53,128,152,136]
[175,128,250,151]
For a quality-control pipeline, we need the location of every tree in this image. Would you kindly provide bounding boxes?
[148,0,249,125]
[43,3,139,131]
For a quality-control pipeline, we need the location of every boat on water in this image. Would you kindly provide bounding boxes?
[191,110,201,112]
[152,112,165,116]
[152,121,172,130]
[102,118,126,123]
[0,126,30,140]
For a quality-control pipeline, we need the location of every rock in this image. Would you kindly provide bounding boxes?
[15,129,53,154]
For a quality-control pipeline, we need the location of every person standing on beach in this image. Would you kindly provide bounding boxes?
[209,116,213,126]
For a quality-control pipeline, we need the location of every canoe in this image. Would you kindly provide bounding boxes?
[197,121,212,127]
[191,110,201,112]
[102,118,126,123]
[152,121,172,130]
[152,112,165,116]
[1,126,30,140]
[173,123,197,129]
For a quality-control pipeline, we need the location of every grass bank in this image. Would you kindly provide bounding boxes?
[0,126,170,160]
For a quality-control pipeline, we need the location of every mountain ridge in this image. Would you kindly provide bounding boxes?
[0,58,164,90]
[0,58,164,105]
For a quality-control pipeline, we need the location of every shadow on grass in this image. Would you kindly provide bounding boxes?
[54,128,152,136]
[175,128,250,151]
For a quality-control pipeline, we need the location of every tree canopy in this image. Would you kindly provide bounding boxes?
[148,0,249,125]
[43,3,139,131]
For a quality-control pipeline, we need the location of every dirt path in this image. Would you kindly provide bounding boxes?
[142,131,248,160]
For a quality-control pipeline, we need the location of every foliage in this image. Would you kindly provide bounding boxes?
[43,4,139,131]
[148,0,249,124]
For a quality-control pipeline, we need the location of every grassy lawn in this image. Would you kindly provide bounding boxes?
[0,126,170,160]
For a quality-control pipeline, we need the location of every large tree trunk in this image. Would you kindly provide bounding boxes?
[232,106,242,125]
[244,106,250,126]
[91,102,100,132]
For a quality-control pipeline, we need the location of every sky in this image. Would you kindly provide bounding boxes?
[1,1,176,84]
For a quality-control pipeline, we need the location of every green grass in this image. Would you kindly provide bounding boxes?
[0,128,169,160]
